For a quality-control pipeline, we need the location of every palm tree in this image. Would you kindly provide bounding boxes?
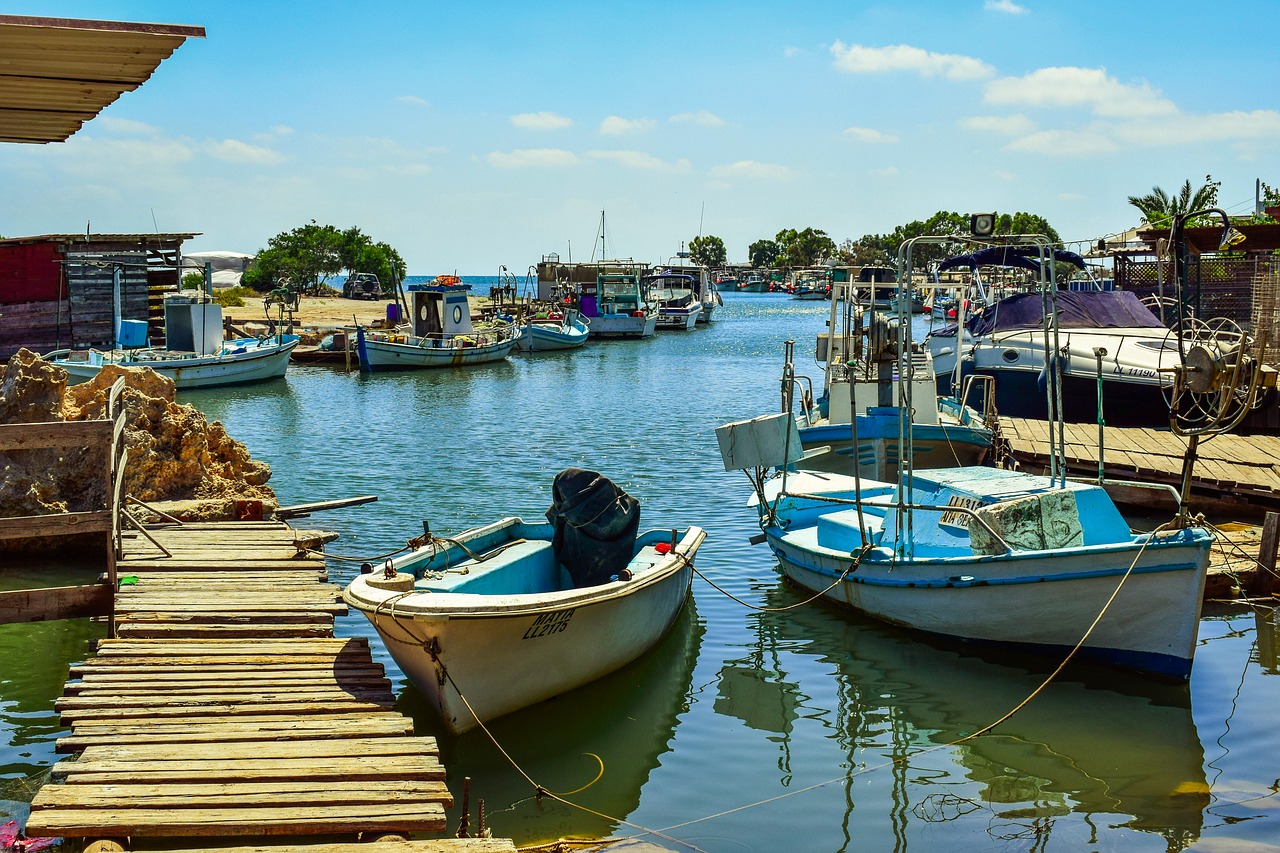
[1127,175,1220,228]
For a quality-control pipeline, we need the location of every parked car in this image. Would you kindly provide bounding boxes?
[343,273,382,300]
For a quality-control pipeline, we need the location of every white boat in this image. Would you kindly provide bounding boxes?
[573,263,657,339]
[356,277,518,370]
[513,308,589,352]
[343,469,706,733]
[43,293,298,390]
[718,234,1215,681]
[646,273,703,330]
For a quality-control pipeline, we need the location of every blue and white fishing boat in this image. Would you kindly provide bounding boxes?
[356,277,518,370]
[343,469,706,733]
[44,292,298,389]
[646,271,702,330]
[719,233,1215,681]
[789,281,992,478]
[513,308,590,352]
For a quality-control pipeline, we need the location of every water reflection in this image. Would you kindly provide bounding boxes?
[735,586,1207,851]
[398,601,704,847]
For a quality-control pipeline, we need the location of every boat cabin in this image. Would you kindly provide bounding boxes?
[405,281,474,339]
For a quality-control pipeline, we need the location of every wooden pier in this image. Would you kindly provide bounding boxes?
[998,417,1280,515]
[24,520,514,852]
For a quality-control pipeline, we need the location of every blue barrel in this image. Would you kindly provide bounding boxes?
[386,303,400,324]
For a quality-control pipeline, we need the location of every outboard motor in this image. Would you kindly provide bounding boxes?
[546,468,640,587]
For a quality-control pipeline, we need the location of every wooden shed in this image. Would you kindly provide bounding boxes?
[0,233,198,359]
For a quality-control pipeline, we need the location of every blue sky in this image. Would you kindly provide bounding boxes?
[4,1,1278,273]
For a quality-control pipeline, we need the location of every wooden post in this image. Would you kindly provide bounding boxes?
[1250,511,1280,597]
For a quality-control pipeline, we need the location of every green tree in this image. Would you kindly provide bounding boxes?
[689,235,727,268]
[242,222,405,295]
[748,239,779,268]
[774,227,837,268]
[1127,175,1221,228]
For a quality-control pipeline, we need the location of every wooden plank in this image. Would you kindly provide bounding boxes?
[73,664,385,681]
[63,711,411,732]
[114,624,336,639]
[54,754,445,782]
[0,583,112,623]
[78,736,436,762]
[120,560,326,571]
[24,801,446,837]
[58,719,415,751]
[164,841,515,853]
[60,700,396,723]
[33,779,451,809]
[66,678,393,697]
[0,510,112,540]
[0,418,109,451]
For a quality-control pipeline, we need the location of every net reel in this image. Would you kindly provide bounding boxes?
[1161,316,1265,437]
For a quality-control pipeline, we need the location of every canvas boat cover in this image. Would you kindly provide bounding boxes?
[936,247,1087,273]
[963,289,1166,337]
[546,468,641,587]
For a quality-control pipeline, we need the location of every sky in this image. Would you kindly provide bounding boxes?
[3,1,1279,274]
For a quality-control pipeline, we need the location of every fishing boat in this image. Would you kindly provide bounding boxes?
[646,271,702,330]
[736,274,769,293]
[719,233,1216,681]
[356,278,518,371]
[43,292,298,389]
[789,269,832,300]
[572,262,657,339]
[789,285,992,478]
[513,308,589,352]
[343,469,706,733]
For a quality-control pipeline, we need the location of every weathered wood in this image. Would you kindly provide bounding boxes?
[275,494,379,519]
[60,699,397,723]
[54,754,446,783]
[78,736,436,762]
[0,583,112,623]
[0,510,112,540]
[57,719,415,751]
[1251,511,1280,597]
[33,779,452,809]
[24,801,446,836]
[156,841,517,853]
[0,418,110,451]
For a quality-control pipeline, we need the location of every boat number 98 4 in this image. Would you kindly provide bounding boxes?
[522,609,575,640]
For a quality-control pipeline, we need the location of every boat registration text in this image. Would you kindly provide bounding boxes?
[523,608,576,639]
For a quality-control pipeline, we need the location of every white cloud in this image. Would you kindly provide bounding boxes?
[783,46,804,58]
[206,139,285,165]
[984,67,1176,117]
[396,95,429,108]
[1005,129,1118,156]
[830,42,995,80]
[984,0,1028,14]
[960,114,1037,135]
[97,116,159,135]
[712,160,795,179]
[486,148,578,168]
[871,165,898,176]
[511,112,573,130]
[842,126,898,143]
[254,125,294,142]
[670,111,725,127]
[599,115,655,135]
[1116,109,1280,146]
[587,150,691,172]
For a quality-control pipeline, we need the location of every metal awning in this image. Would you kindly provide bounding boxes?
[0,15,205,144]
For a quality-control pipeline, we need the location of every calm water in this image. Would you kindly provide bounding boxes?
[3,286,1280,852]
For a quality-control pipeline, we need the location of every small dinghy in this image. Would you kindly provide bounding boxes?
[343,469,706,733]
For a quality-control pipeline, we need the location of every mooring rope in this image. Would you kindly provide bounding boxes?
[689,545,873,613]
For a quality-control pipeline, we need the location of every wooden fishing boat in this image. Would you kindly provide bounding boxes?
[356,278,517,370]
[513,308,589,352]
[343,469,706,733]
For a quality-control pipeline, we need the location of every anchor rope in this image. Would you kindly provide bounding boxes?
[688,545,872,613]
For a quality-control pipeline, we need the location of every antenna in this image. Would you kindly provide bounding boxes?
[151,208,159,233]
[698,201,705,238]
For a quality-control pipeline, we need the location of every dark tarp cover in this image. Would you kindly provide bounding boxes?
[546,468,641,587]
[962,289,1166,337]
[936,247,1087,273]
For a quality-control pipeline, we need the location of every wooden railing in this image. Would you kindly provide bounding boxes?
[0,377,127,629]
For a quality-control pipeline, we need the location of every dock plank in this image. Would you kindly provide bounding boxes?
[24,801,447,836]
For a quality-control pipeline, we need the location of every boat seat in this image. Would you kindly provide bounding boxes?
[436,539,562,595]
[816,507,886,553]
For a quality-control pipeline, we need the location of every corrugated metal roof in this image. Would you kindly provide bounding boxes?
[0,15,205,144]
[0,233,200,246]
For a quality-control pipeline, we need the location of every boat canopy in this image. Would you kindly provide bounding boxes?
[937,247,1087,273]
[965,290,1166,337]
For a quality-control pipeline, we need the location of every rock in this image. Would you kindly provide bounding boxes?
[0,352,278,552]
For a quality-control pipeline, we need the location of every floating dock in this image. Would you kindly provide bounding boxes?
[24,520,513,852]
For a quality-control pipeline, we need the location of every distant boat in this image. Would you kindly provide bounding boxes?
[43,293,298,389]
[646,272,702,330]
[735,274,770,293]
[513,308,590,352]
[343,469,706,733]
[572,263,657,339]
[356,277,518,370]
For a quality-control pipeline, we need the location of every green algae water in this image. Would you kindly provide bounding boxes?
[4,289,1280,852]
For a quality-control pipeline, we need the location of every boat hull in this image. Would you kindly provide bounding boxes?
[589,314,658,338]
[765,524,1209,679]
[345,523,706,733]
[655,307,700,330]
[514,321,588,352]
[357,329,515,370]
[48,337,299,389]
[798,420,991,476]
